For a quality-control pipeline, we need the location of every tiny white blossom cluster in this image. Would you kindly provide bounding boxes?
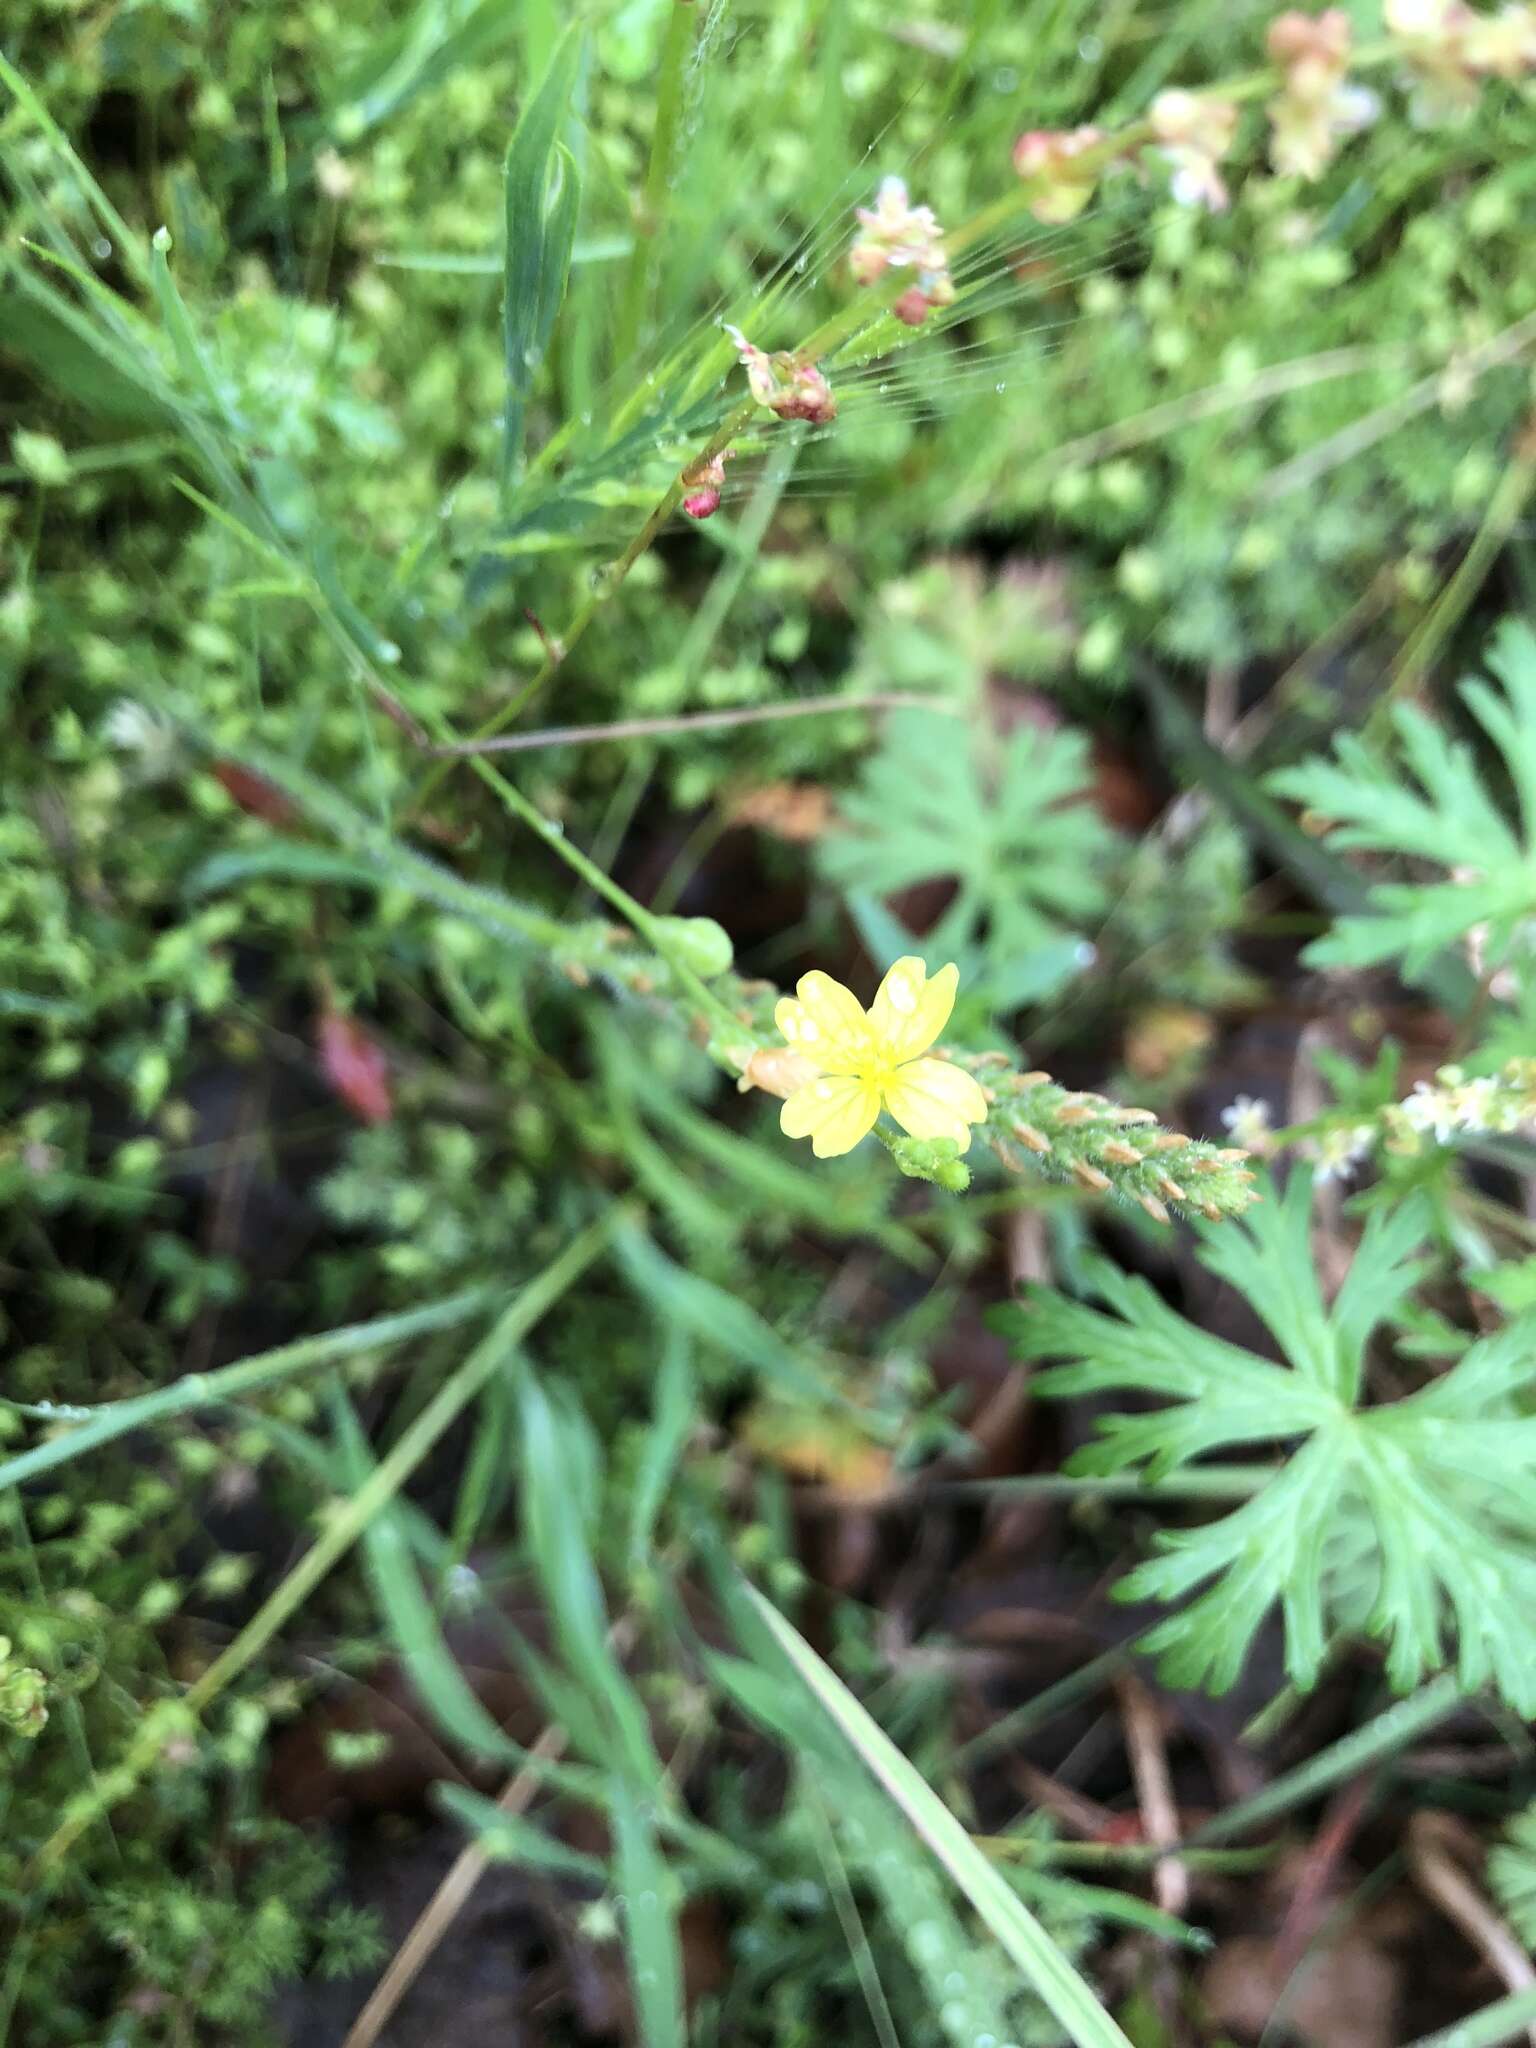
[1220,1094,1274,1152]
[1392,1064,1526,1146]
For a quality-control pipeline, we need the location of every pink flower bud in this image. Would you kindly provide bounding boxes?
[778,361,837,425]
[848,240,890,285]
[1012,127,1106,223]
[723,323,780,408]
[680,447,732,519]
[723,325,836,426]
[892,287,931,326]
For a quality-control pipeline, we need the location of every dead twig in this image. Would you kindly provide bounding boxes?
[340,1721,570,2048]
[1117,1671,1188,1919]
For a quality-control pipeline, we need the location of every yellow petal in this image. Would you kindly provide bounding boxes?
[780,1074,881,1157]
[775,970,872,1068]
[869,957,959,1063]
[882,1056,989,1153]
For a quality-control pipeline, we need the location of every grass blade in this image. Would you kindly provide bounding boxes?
[514,1364,660,1785]
[747,1588,1134,2048]
[328,1380,525,1767]
[0,1290,492,1493]
[610,1780,687,2048]
[436,1782,607,1882]
[501,27,585,498]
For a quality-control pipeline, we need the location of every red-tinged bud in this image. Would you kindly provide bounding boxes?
[892,287,932,326]
[316,1009,393,1125]
[1012,126,1106,222]
[724,324,837,425]
[778,360,837,425]
[680,446,732,518]
[212,761,297,826]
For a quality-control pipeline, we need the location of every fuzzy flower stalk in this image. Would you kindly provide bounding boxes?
[848,177,956,326]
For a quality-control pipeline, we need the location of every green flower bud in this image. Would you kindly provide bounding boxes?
[886,1133,971,1192]
[654,915,734,981]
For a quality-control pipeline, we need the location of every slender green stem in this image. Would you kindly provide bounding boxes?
[979,1835,1275,1873]
[1188,1674,1465,1845]
[32,1218,617,1873]
[938,1467,1268,1501]
[1377,441,1536,725]
[462,754,747,1044]
[612,0,698,368]
[0,1289,493,1494]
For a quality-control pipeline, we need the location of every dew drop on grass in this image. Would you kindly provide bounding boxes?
[1080,33,1104,59]
[93,237,112,260]
[378,641,401,665]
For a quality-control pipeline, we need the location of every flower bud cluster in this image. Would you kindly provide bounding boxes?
[723,324,837,424]
[848,176,957,326]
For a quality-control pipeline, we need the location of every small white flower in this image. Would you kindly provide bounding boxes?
[1313,1122,1375,1184]
[1221,1094,1273,1151]
[101,698,180,782]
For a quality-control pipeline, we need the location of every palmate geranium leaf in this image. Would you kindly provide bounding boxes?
[816,708,1119,1008]
[992,1172,1536,1711]
[1268,619,1536,981]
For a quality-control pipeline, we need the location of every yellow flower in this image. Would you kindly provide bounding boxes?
[774,956,989,1159]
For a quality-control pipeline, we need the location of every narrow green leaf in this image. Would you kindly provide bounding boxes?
[515,1364,660,1784]
[502,29,585,496]
[628,1332,695,1567]
[328,1381,525,1768]
[610,1781,686,2048]
[747,1590,1134,2048]
[615,1223,855,1415]
[1190,1675,1464,1844]
[0,1290,492,1493]
[449,1367,517,1566]
[437,1783,607,1884]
